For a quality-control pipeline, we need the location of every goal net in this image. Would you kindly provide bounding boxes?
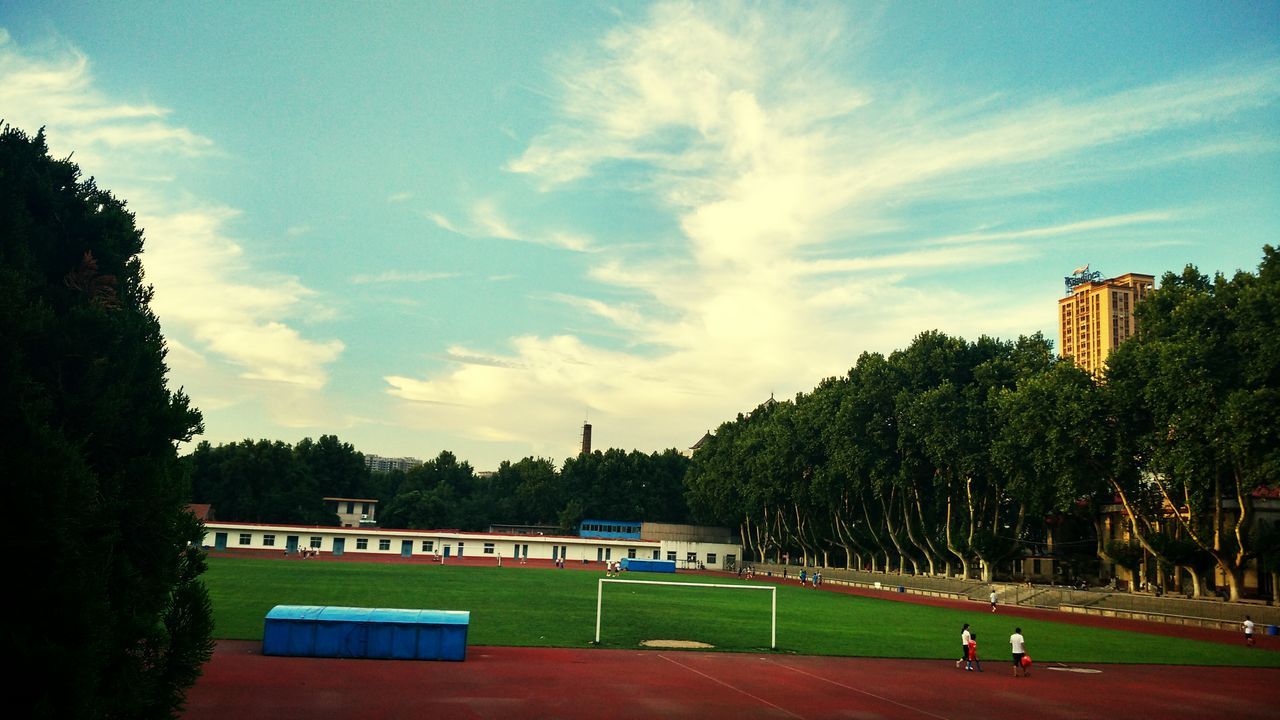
[595,578,776,649]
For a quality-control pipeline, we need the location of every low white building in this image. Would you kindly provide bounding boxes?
[202,520,740,569]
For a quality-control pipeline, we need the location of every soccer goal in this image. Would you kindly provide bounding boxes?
[595,578,777,649]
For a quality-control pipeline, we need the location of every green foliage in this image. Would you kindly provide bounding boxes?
[2,125,211,718]
[1104,541,1145,571]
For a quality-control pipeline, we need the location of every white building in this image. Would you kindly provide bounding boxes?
[202,520,740,569]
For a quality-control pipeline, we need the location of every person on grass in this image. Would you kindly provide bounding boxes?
[1010,627,1029,678]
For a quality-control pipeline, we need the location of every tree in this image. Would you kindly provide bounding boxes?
[2,126,212,718]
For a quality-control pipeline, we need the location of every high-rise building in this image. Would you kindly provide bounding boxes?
[1058,268,1155,376]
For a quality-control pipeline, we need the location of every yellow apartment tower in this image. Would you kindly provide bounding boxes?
[1058,266,1155,376]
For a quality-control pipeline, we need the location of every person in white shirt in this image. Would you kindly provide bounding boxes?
[1243,616,1255,648]
[1010,627,1029,677]
[990,589,998,613]
[957,623,971,669]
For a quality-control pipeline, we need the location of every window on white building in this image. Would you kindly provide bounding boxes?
[707,553,717,565]
[356,538,368,550]
[378,539,391,551]
[310,536,322,549]
[238,533,251,545]
[667,551,676,561]
[263,535,275,547]
[422,540,434,552]
[484,543,495,554]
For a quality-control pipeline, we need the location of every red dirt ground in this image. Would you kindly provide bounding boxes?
[186,640,1279,720]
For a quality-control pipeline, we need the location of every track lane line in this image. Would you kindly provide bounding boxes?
[763,658,952,720]
[657,654,805,719]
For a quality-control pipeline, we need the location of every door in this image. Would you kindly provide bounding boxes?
[522,544,529,560]
[332,537,345,556]
[401,540,413,558]
[444,545,451,558]
[457,542,464,557]
[597,547,604,562]
[214,532,227,551]
[286,536,299,554]
[513,544,521,559]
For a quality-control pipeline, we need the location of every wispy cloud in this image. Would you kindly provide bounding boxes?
[428,200,595,252]
[387,191,413,203]
[1,34,344,399]
[351,270,459,284]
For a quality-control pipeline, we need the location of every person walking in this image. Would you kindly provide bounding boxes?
[990,588,998,613]
[966,633,983,672]
[1244,616,1255,648]
[1010,627,1029,678]
[957,623,971,669]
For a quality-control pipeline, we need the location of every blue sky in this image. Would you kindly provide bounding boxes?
[3,1,1277,470]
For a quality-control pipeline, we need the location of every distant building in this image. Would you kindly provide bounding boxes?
[1058,268,1155,376]
[324,497,379,527]
[684,430,713,458]
[186,503,215,522]
[364,454,423,473]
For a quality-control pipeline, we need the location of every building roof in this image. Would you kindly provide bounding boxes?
[690,431,713,450]
[323,497,380,503]
[186,503,214,521]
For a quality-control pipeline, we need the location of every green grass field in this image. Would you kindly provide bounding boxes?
[205,557,1280,667]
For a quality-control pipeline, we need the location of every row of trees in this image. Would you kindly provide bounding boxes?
[686,248,1279,600]
[186,438,694,532]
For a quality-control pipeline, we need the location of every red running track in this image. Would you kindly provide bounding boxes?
[186,640,1279,720]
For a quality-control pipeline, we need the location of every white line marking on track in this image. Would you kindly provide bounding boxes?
[763,659,953,720]
[657,654,805,719]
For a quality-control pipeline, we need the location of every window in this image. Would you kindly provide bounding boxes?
[378,539,391,551]
[310,536,322,549]
[707,553,717,565]
[363,502,372,515]
[346,501,355,514]
[239,533,251,545]
[627,548,636,559]
[356,538,368,550]
[484,543,495,554]
[652,550,660,560]
[667,551,676,561]
[263,534,276,547]
[1033,559,1042,575]
[422,540,434,552]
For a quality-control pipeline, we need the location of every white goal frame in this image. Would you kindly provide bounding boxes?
[595,578,776,649]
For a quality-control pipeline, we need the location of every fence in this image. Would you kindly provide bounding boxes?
[755,563,1279,627]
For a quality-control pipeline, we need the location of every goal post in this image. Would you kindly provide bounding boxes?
[595,578,776,649]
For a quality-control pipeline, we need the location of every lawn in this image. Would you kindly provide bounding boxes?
[204,557,1280,667]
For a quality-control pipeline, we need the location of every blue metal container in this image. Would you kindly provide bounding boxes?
[263,605,469,661]
[620,558,676,573]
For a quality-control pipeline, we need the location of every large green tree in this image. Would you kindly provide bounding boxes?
[2,126,212,718]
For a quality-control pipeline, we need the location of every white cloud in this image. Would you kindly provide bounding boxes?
[387,191,413,203]
[0,35,344,402]
[385,1,1280,459]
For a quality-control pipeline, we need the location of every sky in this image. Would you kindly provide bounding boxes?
[2,1,1278,470]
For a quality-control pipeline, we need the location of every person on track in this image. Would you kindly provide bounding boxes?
[990,588,998,613]
[1010,627,1029,678]
[957,623,971,669]
[1244,616,1255,648]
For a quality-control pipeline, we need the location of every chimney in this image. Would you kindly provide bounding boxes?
[580,422,592,455]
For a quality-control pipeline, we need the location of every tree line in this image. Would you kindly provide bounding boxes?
[685,247,1279,601]
[186,440,693,532]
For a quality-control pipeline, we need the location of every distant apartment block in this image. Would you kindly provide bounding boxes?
[363,454,423,473]
[325,497,379,527]
[1058,268,1155,376]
